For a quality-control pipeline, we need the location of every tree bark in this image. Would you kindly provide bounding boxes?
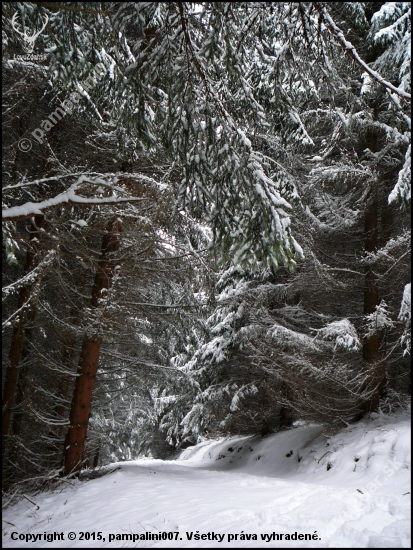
[54,310,81,424]
[362,126,383,413]
[2,216,44,458]
[11,313,34,438]
[63,219,121,476]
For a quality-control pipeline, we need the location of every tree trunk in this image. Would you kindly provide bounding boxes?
[2,216,44,458]
[362,129,384,413]
[363,203,383,412]
[44,325,80,465]
[63,219,121,477]
[11,313,34,438]
[55,311,81,423]
[92,448,100,469]
[279,405,293,429]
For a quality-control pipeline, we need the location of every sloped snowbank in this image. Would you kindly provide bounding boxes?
[2,408,410,548]
[179,409,410,494]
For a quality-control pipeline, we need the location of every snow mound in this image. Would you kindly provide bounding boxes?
[3,408,410,548]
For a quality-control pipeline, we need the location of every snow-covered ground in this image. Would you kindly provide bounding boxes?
[3,409,410,548]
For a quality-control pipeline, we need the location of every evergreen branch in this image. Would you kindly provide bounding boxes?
[177,2,230,124]
[35,2,115,16]
[312,2,411,102]
[2,196,147,222]
[2,176,150,222]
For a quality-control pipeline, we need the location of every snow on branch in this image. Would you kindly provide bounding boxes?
[2,251,55,302]
[399,283,411,322]
[312,2,411,102]
[388,144,411,205]
[2,175,149,222]
[364,301,395,339]
[316,319,361,352]
[398,283,411,355]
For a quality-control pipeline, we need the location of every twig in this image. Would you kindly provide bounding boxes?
[317,450,332,463]
[23,494,40,509]
[2,520,16,526]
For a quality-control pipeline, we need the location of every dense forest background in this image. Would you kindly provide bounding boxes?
[2,1,410,496]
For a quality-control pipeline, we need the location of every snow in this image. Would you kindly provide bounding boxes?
[399,283,411,321]
[364,301,395,339]
[3,409,410,548]
[316,319,361,351]
[237,129,252,149]
[73,220,88,228]
[398,283,411,355]
[2,176,145,221]
[360,73,373,95]
[389,144,411,205]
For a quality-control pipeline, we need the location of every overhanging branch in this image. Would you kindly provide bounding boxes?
[2,177,149,222]
[312,2,411,102]
[35,2,115,16]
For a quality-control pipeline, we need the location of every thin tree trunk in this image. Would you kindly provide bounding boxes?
[362,129,384,413]
[55,312,81,423]
[44,326,80,465]
[2,216,44,458]
[63,219,121,477]
[92,448,100,469]
[363,191,382,412]
[11,314,34,438]
[279,406,293,429]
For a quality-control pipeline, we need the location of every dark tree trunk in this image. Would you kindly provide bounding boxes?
[2,216,44,458]
[92,448,100,469]
[63,220,121,477]
[11,314,34,438]
[55,315,80,423]
[362,127,384,413]
[363,207,383,412]
[279,406,294,429]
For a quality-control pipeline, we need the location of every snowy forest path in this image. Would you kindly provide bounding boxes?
[2,454,409,548]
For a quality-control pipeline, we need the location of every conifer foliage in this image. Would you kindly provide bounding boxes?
[2,2,411,490]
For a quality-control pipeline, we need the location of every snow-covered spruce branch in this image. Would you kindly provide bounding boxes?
[3,171,164,192]
[35,2,115,16]
[312,2,411,102]
[2,268,49,330]
[28,403,70,427]
[177,3,222,117]
[98,351,194,379]
[386,90,411,129]
[2,176,149,222]
[121,301,207,309]
[27,344,80,377]
[2,251,55,302]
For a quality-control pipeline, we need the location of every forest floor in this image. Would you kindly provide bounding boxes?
[2,407,410,548]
